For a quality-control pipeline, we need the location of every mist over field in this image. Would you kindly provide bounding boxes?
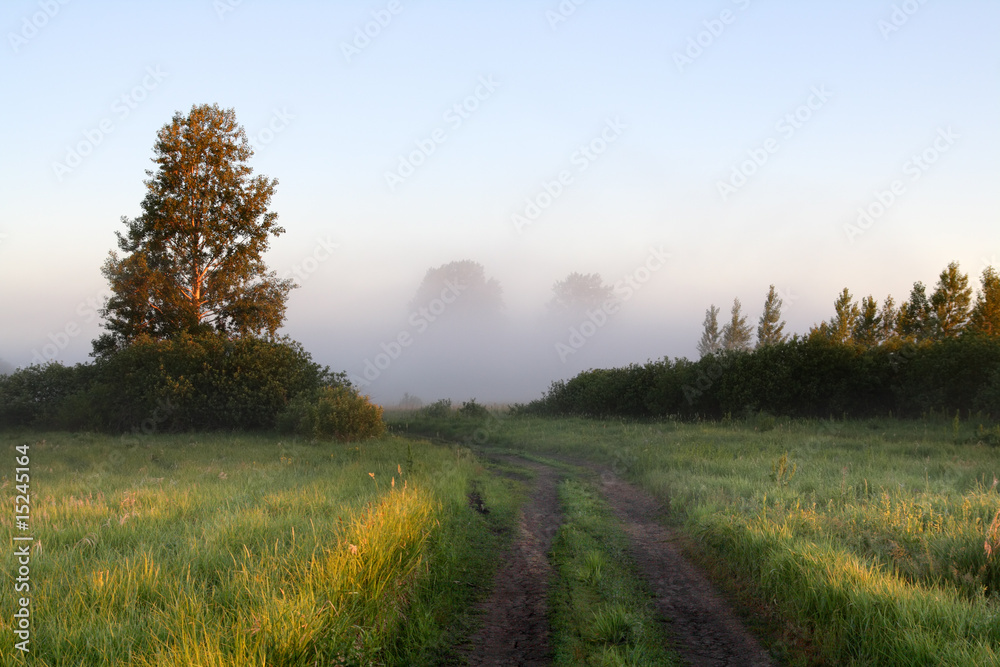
[0,243,818,405]
[1,1,998,405]
[289,247,689,404]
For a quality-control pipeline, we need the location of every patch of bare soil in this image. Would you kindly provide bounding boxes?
[464,458,561,666]
[596,470,776,666]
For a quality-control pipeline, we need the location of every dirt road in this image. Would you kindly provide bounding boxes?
[464,452,776,666]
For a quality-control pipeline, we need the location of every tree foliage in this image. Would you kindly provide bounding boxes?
[756,285,787,347]
[721,298,753,351]
[898,282,933,342]
[852,295,882,347]
[878,295,898,343]
[828,288,859,345]
[970,267,1000,337]
[698,305,722,357]
[95,103,293,356]
[930,261,972,338]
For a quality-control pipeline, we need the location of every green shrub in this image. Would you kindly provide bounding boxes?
[0,362,90,428]
[0,334,343,433]
[275,391,315,436]
[313,386,386,441]
[420,399,453,419]
[521,336,1000,422]
[278,386,386,441]
[458,399,490,420]
[89,333,339,432]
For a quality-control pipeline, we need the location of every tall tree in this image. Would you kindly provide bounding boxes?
[929,261,972,338]
[548,272,614,315]
[897,281,932,342]
[95,104,291,356]
[721,298,752,351]
[697,305,722,357]
[756,285,786,347]
[852,295,882,347]
[969,266,1000,337]
[827,288,859,344]
[878,295,898,342]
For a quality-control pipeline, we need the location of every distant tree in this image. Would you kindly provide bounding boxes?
[929,261,972,338]
[548,272,614,315]
[721,298,752,351]
[398,392,423,410]
[897,282,933,342]
[95,103,292,356]
[852,295,882,347]
[827,288,859,345]
[697,305,722,357]
[411,260,503,318]
[878,295,898,342]
[969,266,1000,337]
[756,285,787,347]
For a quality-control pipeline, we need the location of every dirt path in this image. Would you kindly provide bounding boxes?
[597,469,775,666]
[463,452,775,666]
[464,458,561,666]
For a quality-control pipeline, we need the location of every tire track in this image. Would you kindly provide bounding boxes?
[597,470,775,666]
[464,459,561,666]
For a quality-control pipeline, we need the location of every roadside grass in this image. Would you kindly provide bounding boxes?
[0,430,519,666]
[484,415,1000,665]
[392,408,1000,664]
[549,478,680,666]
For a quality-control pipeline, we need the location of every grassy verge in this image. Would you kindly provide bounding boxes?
[549,478,680,667]
[0,431,518,666]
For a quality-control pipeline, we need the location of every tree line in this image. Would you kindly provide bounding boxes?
[697,262,999,355]
[520,262,1000,422]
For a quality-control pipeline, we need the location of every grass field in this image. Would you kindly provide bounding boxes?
[5,414,1000,665]
[462,413,1000,665]
[0,430,519,666]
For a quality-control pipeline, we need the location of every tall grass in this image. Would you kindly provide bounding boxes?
[0,431,516,666]
[493,415,1000,665]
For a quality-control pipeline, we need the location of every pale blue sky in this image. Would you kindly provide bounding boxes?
[1,1,998,401]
